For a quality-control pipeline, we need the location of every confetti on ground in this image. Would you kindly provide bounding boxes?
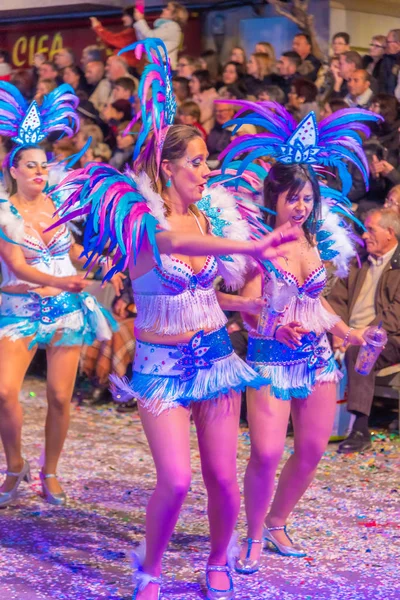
[0,377,399,600]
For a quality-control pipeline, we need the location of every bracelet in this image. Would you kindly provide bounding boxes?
[342,327,354,345]
[274,324,283,339]
[97,255,107,267]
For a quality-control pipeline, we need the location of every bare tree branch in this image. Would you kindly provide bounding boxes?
[268,0,324,61]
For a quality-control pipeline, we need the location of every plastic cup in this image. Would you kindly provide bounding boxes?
[355,325,388,375]
[257,305,283,337]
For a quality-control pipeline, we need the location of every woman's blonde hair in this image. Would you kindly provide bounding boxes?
[252,52,273,79]
[256,42,276,65]
[169,2,189,28]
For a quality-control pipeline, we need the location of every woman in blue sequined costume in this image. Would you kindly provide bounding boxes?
[0,83,118,509]
[208,100,382,573]
[237,164,368,571]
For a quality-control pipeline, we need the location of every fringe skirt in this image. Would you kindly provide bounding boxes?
[247,331,342,400]
[111,326,263,415]
[0,291,118,349]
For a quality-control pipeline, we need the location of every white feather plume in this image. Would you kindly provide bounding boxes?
[203,185,253,290]
[0,193,25,244]
[320,198,358,277]
[135,171,169,230]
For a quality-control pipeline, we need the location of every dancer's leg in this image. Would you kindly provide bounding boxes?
[240,386,290,561]
[266,382,337,545]
[44,344,81,494]
[137,404,191,600]
[0,338,37,492]
[192,393,241,589]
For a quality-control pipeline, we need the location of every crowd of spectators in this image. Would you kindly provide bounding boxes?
[1,11,400,431]
[1,19,400,214]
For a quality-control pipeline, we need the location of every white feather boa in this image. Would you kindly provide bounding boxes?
[135,171,169,230]
[200,185,254,290]
[0,182,24,244]
[319,199,357,277]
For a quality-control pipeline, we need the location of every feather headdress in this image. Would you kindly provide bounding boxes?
[118,38,177,171]
[215,100,383,275]
[0,82,79,164]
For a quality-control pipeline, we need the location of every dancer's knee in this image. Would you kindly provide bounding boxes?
[293,438,327,471]
[0,384,19,409]
[158,469,191,502]
[250,444,284,472]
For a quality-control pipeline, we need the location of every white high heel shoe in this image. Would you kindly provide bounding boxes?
[0,459,31,508]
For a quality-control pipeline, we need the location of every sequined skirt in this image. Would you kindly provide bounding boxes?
[247,331,342,400]
[0,291,117,349]
[111,326,263,415]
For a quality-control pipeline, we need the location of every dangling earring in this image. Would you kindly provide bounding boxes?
[166,177,172,188]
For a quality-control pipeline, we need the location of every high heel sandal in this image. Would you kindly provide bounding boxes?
[204,533,238,599]
[131,542,161,600]
[0,459,31,508]
[40,471,67,506]
[263,525,306,557]
[235,538,263,574]
[205,564,235,600]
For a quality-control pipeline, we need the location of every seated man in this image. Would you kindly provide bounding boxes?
[328,208,400,452]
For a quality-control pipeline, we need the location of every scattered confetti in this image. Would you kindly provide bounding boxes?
[0,377,398,599]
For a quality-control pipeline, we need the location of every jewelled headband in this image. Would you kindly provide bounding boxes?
[0,82,79,166]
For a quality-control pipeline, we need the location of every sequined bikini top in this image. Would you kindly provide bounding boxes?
[275,264,328,299]
[0,200,76,289]
[133,210,227,335]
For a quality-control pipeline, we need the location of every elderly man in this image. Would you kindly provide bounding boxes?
[206,101,256,164]
[89,55,138,112]
[328,208,400,453]
[378,29,400,94]
[345,69,373,108]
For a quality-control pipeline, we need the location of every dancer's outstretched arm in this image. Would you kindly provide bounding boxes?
[156,222,299,261]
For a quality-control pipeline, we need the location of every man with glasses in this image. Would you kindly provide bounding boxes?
[363,36,387,80]
[377,29,400,94]
[328,208,400,452]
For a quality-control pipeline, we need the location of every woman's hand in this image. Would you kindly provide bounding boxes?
[275,321,309,349]
[89,16,101,28]
[57,275,93,293]
[243,296,266,315]
[348,328,367,346]
[107,272,126,296]
[134,8,144,21]
[252,223,300,262]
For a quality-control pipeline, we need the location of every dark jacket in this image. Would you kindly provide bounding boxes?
[298,53,321,82]
[206,123,233,161]
[377,52,400,95]
[327,244,400,339]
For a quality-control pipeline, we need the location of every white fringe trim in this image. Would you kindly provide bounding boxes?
[134,288,227,335]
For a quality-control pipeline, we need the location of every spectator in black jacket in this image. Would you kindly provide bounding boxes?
[206,102,235,162]
[377,29,400,95]
[276,51,301,102]
[292,32,321,82]
[363,35,387,80]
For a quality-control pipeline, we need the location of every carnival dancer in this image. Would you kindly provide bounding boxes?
[211,101,382,571]
[50,40,298,600]
[0,82,118,508]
